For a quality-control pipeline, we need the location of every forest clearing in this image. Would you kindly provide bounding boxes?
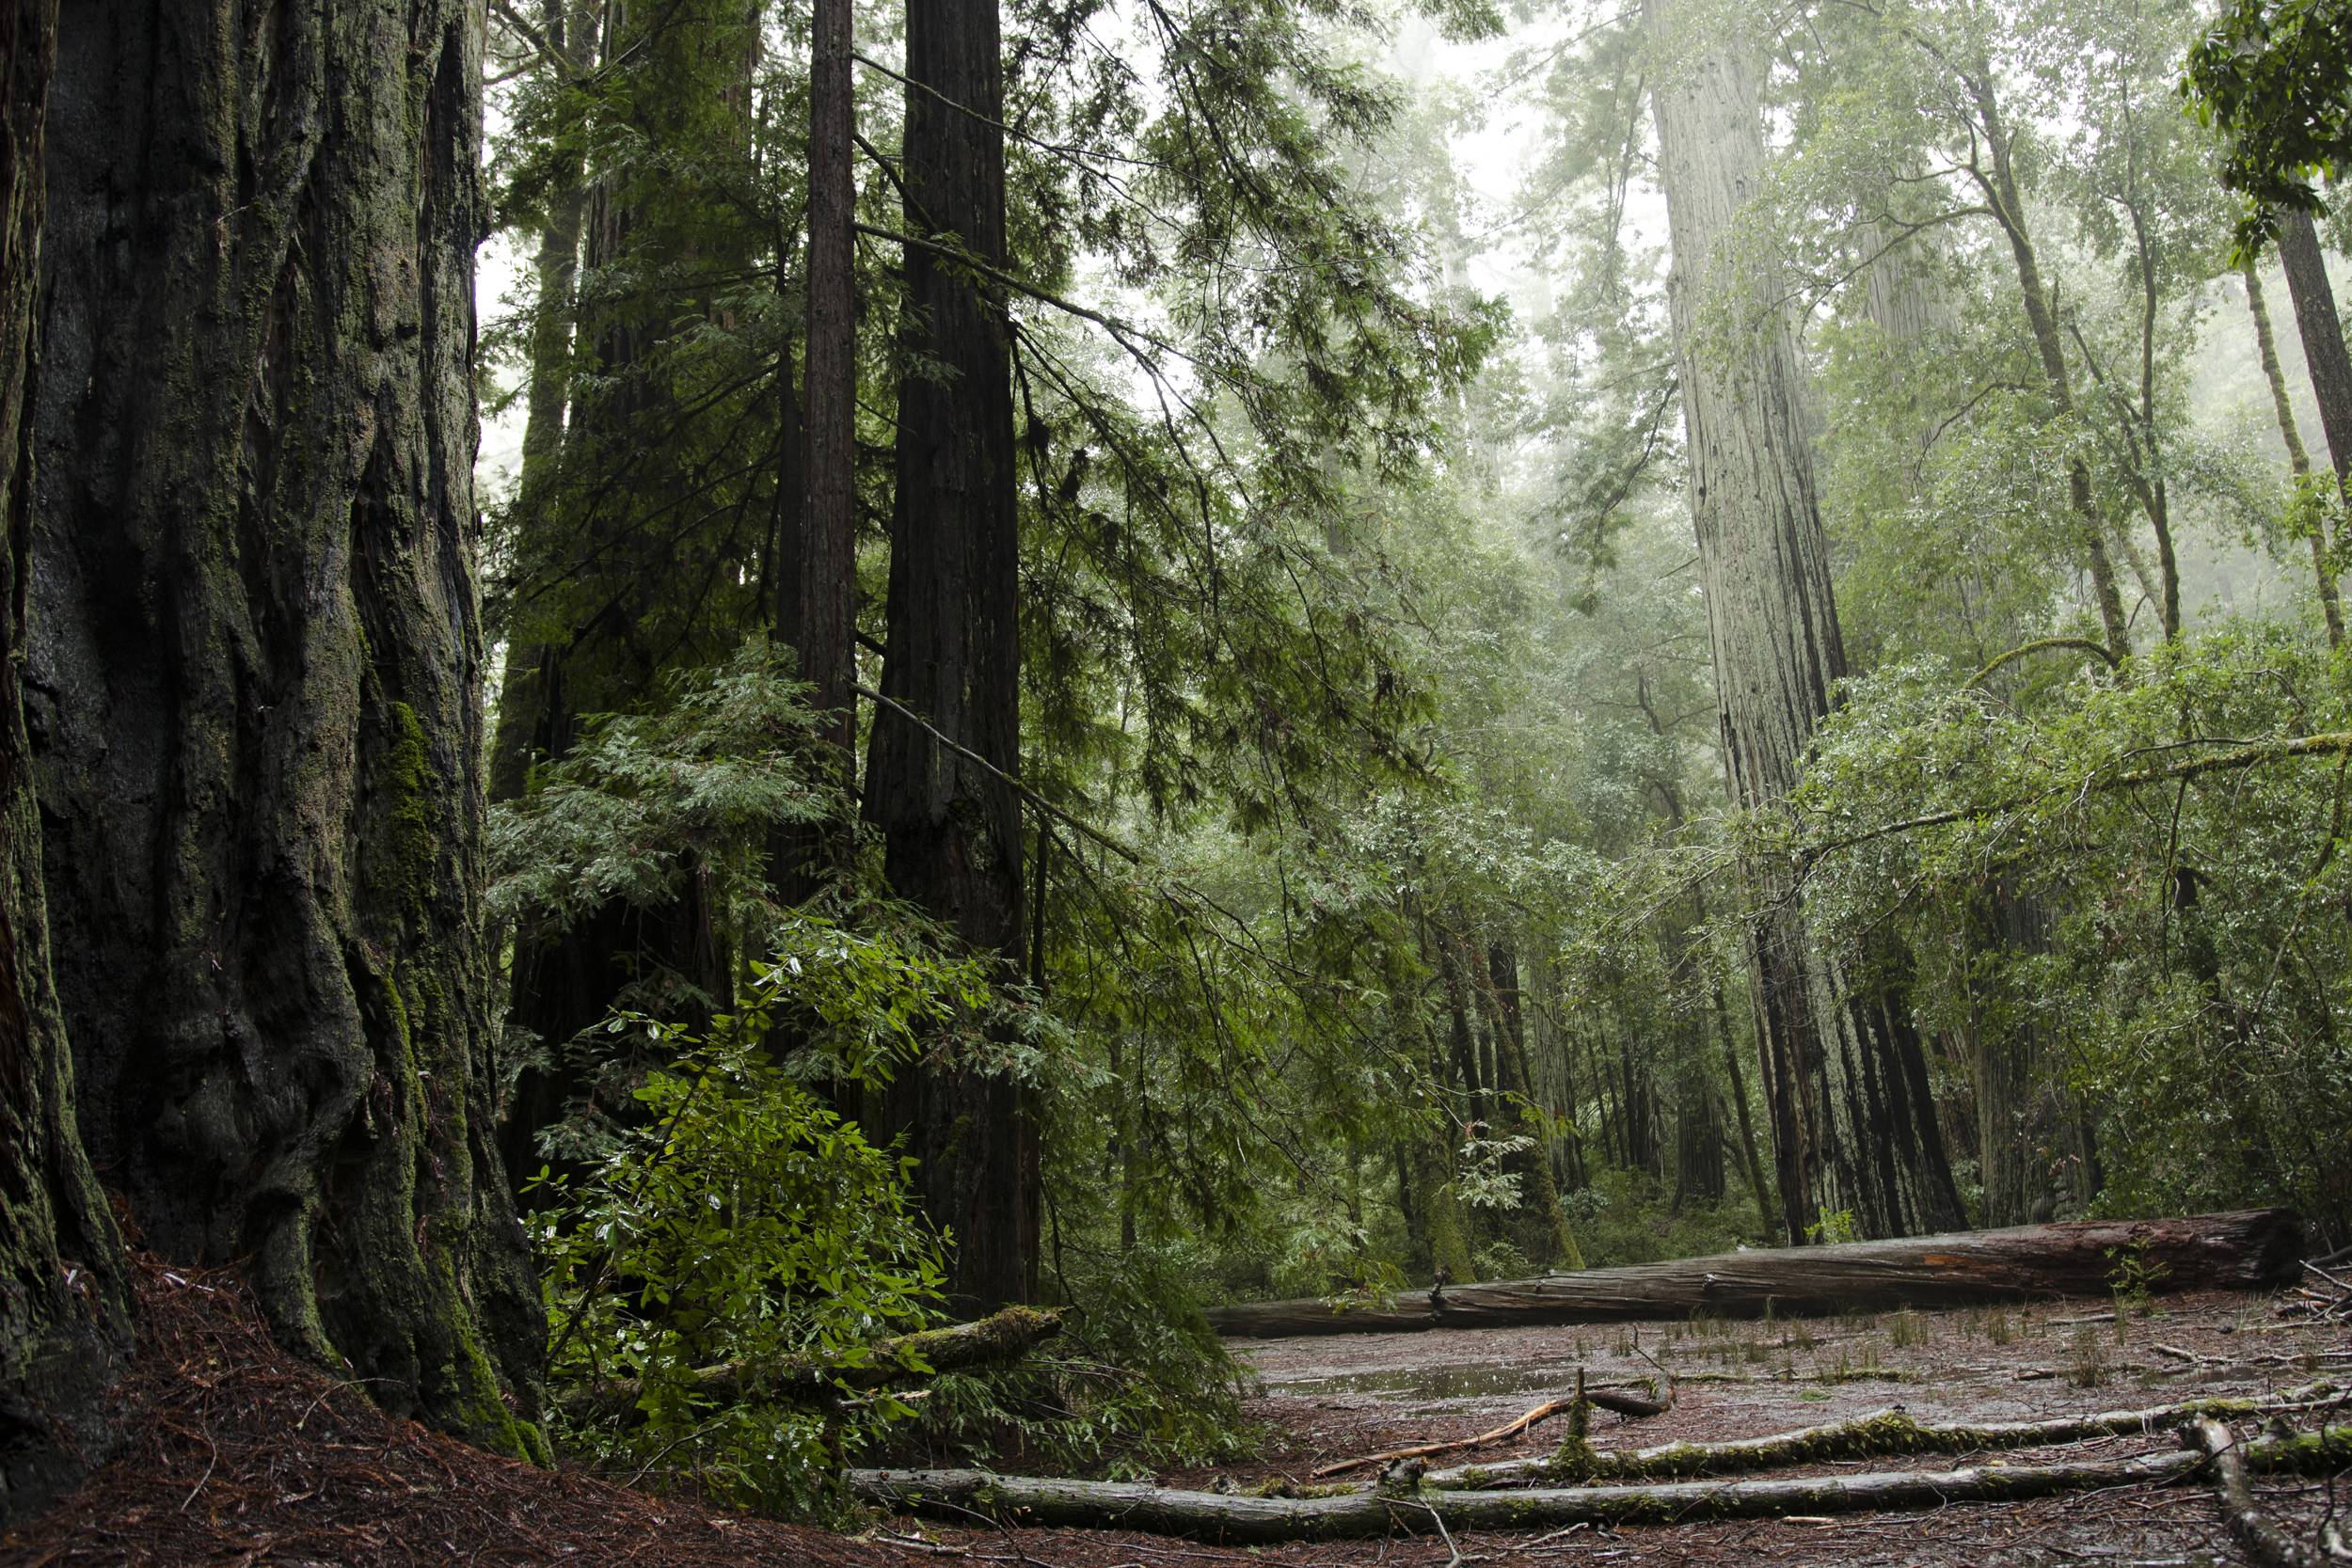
[12,0,2352,1561]
[8,1234,2351,1564]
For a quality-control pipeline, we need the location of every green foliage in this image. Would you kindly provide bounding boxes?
[2185,0,2352,245]
[532,1016,946,1515]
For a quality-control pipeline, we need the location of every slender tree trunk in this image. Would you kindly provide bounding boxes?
[865,0,1035,1309]
[1483,942,1581,1269]
[2244,257,2343,646]
[803,0,857,793]
[2278,209,2352,492]
[1709,983,1776,1238]
[495,0,754,1185]
[29,0,543,1449]
[487,0,598,805]
[1648,4,1964,1242]
[1964,66,2131,658]
[0,0,129,1516]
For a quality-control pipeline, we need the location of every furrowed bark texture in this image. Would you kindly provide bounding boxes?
[28,0,545,1452]
[803,0,857,780]
[865,0,1037,1309]
[0,0,127,1519]
[1202,1209,2302,1337]
[1646,5,1964,1243]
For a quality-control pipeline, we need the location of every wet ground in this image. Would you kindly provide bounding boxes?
[880,1289,2352,1568]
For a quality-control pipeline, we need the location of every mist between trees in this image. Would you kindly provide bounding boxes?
[4,0,2351,1528]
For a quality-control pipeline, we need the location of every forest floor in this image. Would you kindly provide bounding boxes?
[8,1260,2349,1566]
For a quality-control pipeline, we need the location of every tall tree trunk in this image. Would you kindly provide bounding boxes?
[1482,941,1581,1269]
[0,0,129,1516]
[1708,983,1776,1237]
[28,0,544,1450]
[2277,209,2352,492]
[488,0,597,806]
[1647,5,1965,1243]
[865,0,1035,1309]
[2243,257,2343,646]
[1966,881,2069,1226]
[803,0,858,794]
[494,0,754,1185]
[1963,64,2131,658]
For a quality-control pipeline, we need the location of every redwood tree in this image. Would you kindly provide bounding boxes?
[26,0,542,1449]
[865,0,1037,1308]
[1647,4,1965,1242]
[0,0,125,1518]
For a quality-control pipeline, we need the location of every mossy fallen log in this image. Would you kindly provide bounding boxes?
[1206,1210,2303,1337]
[1424,1384,2339,1487]
[559,1305,1066,1426]
[848,1426,2352,1544]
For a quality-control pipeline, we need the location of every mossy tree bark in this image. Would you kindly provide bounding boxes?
[2277,208,2352,497]
[864,0,1037,1310]
[2241,257,2343,647]
[1646,4,1965,1243]
[0,0,128,1520]
[27,0,543,1452]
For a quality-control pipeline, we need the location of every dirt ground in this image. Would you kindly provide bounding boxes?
[8,1262,2348,1567]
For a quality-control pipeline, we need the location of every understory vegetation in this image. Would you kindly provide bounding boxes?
[444,0,2352,1513]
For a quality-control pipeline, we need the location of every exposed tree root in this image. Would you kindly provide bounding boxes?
[1423,1385,2339,1487]
[559,1306,1067,1426]
[850,1426,2352,1544]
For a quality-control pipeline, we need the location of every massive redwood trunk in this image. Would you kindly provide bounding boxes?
[1202,1209,2303,1337]
[0,0,126,1518]
[864,0,1037,1309]
[1646,5,1964,1243]
[26,0,542,1450]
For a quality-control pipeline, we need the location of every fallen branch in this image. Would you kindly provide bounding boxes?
[559,1305,1067,1426]
[1423,1385,2339,1488]
[1311,1375,1667,1480]
[2186,1418,2323,1568]
[848,1426,2352,1544]
[1206,1211,2303,1338]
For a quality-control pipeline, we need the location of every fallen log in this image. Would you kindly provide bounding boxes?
[1422,1384,2339,1487]
[1206,1210,2302,1337]
[560,1304,1067,1426]
[848,1426,2352,1544]
[2186,1418,2323,1568]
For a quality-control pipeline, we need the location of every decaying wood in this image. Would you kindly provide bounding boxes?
[1422,1385,2339,1488]
[849,1426,2352,1544]
[560,1305,1066,1425]
[1205,1211,2303,1338]
[1311,1376,1667,1481]
[2186,1418,2324,1568]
